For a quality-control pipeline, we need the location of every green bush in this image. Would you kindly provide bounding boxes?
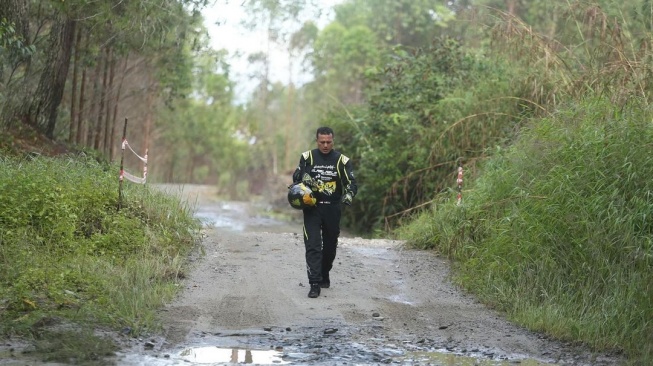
[0,154,200,336]
[399,97,653,363]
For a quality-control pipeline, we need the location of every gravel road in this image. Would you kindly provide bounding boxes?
[116,184,621,366]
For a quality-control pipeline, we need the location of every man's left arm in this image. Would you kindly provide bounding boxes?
[341,158,357,205]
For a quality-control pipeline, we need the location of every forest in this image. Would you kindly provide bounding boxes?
[3,0,652,231]
[1,0,652,363]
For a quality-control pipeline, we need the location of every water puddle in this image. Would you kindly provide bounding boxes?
[387,293,416,305]
[3,341,562,365]
[195,210,246,230]
[195,202,247,230]
[115,347,290,365]
[194,201,296,233]
[179,346,287,364]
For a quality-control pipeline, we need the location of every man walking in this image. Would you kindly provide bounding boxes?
[292,127,357,298]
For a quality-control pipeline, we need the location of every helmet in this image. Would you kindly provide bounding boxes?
[287,183,316,209]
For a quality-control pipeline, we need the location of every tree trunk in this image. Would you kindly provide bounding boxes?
[30,17,76,138]
[283,46,294,172]
[87,57,102,147]
[263,24,276,175]
[0,0,31,127]
[75,32,90,146]
[188,151,196,183]
[69,28,82,143]
[103,47,115,156]
[143,71,155,171]
[76,62,87,145]
[109,55,129,161]
[166,153,176,182]
[94,46,109,150]
[506,0,518,16]
[89,53,104,150]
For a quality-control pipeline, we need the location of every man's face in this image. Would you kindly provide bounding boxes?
[316,133,334,154]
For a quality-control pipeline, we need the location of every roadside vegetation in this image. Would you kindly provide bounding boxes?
[2,0,652,364]
[388,5,653,365]
[398,97,653,364]
[0,152,200,362]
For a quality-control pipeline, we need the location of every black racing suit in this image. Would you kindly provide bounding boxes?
[292,148,357,285]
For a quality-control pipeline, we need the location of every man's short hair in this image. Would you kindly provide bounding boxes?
[316,127,334,139]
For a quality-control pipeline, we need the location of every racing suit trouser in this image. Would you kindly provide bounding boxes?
[303,203,341,284]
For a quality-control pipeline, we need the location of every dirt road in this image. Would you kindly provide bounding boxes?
[117,184,620,365]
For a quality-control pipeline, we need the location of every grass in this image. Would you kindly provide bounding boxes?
[0,153,201,362]
[398,97,653,365]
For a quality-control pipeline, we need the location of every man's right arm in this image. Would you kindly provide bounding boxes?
[292,155,305,183]
[293,150,319,191]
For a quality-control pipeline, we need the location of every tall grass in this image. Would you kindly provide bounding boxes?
[0,154,201,338]
[399,97,653,363]
[397,5,653,362]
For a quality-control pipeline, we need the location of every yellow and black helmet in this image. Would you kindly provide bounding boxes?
[287,183,316,209]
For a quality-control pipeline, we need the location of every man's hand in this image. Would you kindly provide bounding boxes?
[302,193,316,206]
[342,192,353,206]
[302,173,318,190]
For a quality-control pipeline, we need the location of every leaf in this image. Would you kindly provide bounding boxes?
[22,298,37,309]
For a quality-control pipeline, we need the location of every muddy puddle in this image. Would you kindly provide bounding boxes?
[115,350,552,366]
[195,202,290,232]
[108,321,560,366]
[113,335,556,365]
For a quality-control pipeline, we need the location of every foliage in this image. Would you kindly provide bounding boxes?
[0,154,200,338]
[310,22,381,105]
[333,0,456,48]
[157,95,253,194]
[328,37,523,233]
[0,0,208,150]
[399,97,653,363]
[237,0,324,175]
[0,17,34,61]
[303,0,457,112]
[391,4,653,363]
[153,46,256,195]
[477,1,653,109]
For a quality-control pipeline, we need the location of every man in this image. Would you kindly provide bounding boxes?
[292,127,357,298]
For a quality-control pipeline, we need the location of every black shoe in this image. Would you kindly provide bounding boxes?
[321,272,330,288]
[308,283,321,298]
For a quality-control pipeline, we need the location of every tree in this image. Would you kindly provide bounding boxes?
[333,0,455,48]
[240,0,316,174]
[30,16,76,138]
[0,0,32,128]
[310,23,380,105]
[2,0,207,154]
[303,0,455,114]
